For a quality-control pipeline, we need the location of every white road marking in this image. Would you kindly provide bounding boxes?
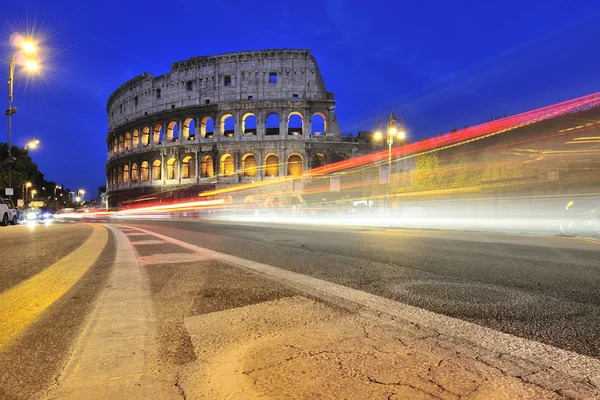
[128,239,166,245]
[46,226,173,399]
[122,224,600,385]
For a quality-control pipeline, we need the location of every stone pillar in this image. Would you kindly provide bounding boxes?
[303,112,311,138]
[195,150,200,183]
[280,151,286,177]
[213,152,220,177]
[280,110,288,140]
[234,111,243,138]
[179,119,184,143]
[178,152,183,184]
[256,111,265,138]
[258,149,264,179]
[161,153,166,185]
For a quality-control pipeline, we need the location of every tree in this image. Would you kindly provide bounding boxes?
[0,143,44,200]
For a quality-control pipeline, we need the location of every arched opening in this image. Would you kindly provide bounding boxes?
[266,113,280,135]
[310,153,326,169]
[132,163,139,183]
[183,118,195,140]
[153,124,163,144]
[132,129,139,148]
[287,153,303,176]
[123,164,129,183]
[265,195,280,208]
[117,166,123,184]
[264,154,280,177]
[167,121,179,142]
[242,154,257,177]
[118,136,124,153]
[112,138,117,154]
[152,160,161,180]
[142,127,150,146]
[112,168,117,185]
[141,161,149,182]
[311,112,327,135]
[220,114,234,137]
[242,113,257,135]
[167,158,177,179]
[200,155,214,177]
[288,112,303,135]
[244,195,256,204]
[124,132,131,151]
[220,154,234,176]
[182,155,194,178]
[201,116,214,138]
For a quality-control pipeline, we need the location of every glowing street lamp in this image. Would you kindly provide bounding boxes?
[54,185,61,200]
[23,181,32,203]
[373,111,407,211]
[24,138,40,150]
[6,34,41,200]
[31,189,37,199]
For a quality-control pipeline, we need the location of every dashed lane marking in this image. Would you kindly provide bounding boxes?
[128,239,166,245]
[138,252,211,265]
[122,224,600,385]
[0,225,108,351]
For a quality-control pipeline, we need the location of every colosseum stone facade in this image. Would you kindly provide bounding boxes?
[105,49,378,208]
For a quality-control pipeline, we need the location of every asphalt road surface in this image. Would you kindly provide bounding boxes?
[1,219,599,399]
[127,219,600,358]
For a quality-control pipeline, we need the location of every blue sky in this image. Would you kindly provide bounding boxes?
[1,0,600,194]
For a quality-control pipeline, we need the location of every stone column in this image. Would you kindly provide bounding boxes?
[195,150,200,183]
[280,110,288,140]
[179,119,184,143]
[234,111,243,139]
[256,111,265,138]
[161,153,166,185]
[178,152,183,184]
[303,111,311,138]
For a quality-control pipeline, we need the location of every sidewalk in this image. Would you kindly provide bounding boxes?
[178,297,598,400]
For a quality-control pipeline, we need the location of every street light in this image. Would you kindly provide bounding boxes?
[24,138,40,150]
[54,185,61,200]
[31,189,37,199]
[6,34,40,201]
[373,110,407,212]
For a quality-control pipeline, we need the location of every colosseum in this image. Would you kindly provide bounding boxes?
[105,49,378,208]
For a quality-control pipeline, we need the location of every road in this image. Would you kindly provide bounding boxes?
[0,220,599,399]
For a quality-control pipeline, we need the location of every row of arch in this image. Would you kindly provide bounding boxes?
[108,153,327,186]
[109,112,327,154]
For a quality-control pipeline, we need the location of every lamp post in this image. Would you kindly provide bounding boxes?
[374,110,406,213]
[6,35,39,200]
[23,181,32,204]
[54,185,61,200]
[31,189,37,199]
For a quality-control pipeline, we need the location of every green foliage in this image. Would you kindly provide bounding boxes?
[415,154,441,189]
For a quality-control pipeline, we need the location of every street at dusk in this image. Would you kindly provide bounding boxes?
[2,1,600,399]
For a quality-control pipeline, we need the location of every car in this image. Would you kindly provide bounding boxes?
[0,198,19,226]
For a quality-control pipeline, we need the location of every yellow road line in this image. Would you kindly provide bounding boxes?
[0,224,108,351]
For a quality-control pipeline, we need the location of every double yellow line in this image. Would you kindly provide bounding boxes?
[0,225,108,351]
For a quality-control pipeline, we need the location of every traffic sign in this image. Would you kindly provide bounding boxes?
[5,188,13,196]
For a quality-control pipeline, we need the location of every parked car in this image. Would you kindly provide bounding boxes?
[0,198,19,226]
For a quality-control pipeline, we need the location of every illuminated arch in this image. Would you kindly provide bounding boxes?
[167,121,179,141]
[132,129,139,148]
[220,154,234,177]
[220,114,235,136]
[182,155,194,178]
[287,153,303,176]
[118,136,124,153]
[142,126,150,146]
[242,113,257,135]
[112,137,117,153]
[167,157,178,179]
[124,132,131,151]
[117,166,122,184]
[131,163,139,183]
[200,155,214,177]
[183,118,195,140]
[152,160,161,180]
[311,112,327,135]
[244,195,256,204]
[288,111,303,135]
[200,116,214,138]
[265,113,280,135]
[141,161,149,182]
[264,153,280,177]
[242,153,257,177]
[123,164,129,183]
[153,124,163,144]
